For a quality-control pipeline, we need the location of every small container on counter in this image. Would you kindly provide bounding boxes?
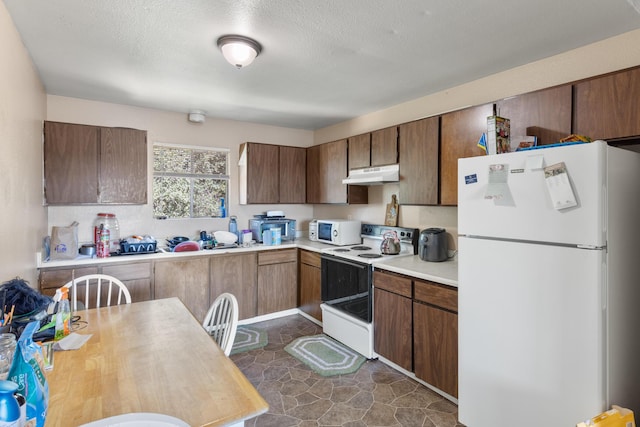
[262,230,272,246]
[242,229,253,246]
[271,228,282,245]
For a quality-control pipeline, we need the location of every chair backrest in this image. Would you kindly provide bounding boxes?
[79,412,190,426]
[202,293,238,356]
[62,274,132,311]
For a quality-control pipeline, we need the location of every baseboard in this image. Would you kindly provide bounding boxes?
[376,354,458,405]
[238,308,300,326]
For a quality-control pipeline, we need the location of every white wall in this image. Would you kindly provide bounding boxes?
[46,96,316,245]
[312,29,640,250]
[0,1,47,285]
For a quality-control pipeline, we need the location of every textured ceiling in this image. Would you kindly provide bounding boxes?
[4,0,640,130]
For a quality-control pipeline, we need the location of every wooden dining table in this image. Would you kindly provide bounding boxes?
[44,297,268,427]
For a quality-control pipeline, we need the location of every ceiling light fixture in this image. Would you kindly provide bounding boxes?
[217,35,262,69]
[188,110,206,123]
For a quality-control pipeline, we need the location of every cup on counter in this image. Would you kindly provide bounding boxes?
[242,230,253,247]
[271,228,282,245]
[262,230,272,246]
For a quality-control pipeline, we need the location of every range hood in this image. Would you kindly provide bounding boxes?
[342,164,399,185]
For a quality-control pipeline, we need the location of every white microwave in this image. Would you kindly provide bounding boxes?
[316,219,361,246]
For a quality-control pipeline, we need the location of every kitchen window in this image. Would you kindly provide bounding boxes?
[153,143,229,219]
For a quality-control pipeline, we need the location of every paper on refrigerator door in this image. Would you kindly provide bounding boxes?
[544,162,578,210]
[484,164,514,205]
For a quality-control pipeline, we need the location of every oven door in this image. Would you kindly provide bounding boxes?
[321,254,372,322]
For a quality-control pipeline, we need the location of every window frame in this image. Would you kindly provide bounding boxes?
[152,142,230,219]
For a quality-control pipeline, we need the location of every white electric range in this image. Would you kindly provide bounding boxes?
[319,224,419,358]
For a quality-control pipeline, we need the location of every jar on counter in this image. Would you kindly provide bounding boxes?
[93,213,120,254]
[0,334,16,381]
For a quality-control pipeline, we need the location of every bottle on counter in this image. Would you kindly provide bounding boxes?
[219,198,226,218]
[0,380,20,425]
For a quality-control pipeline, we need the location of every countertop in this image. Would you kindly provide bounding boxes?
[38,238,458,286]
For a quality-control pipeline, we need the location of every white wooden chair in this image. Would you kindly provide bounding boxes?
[59,274,132,311]
[79,412,190,426]
[202,293,239,356]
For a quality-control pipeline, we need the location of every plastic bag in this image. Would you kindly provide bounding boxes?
[8,321,48,427]
[50,221,78,260]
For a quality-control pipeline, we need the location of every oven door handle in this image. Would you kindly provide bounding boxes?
[321,254,368,269]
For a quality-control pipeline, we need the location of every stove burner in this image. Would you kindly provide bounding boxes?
[350,246,372,251]
[333,248,351,252]
[358,253,383,259]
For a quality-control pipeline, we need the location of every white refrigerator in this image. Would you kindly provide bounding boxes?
[457,141,640,427]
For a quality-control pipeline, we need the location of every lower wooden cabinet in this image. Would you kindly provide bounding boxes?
[413,279,458,398]
[210,252,257,321]
[373,281,413,371]
[102,262,152,303]
[257,249,297,315]
[298,249,322,321]
[154,257,210,322]
[39,261,152,304]
[373,269,458,398]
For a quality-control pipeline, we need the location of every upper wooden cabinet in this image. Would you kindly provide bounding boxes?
[279,145,306,204]
[44,121,147,205]
[348,127,398,170]
[306,139,367,204]
[371,126,399,166]
[398,117,439,205]
[239,142,306,204]
[496,85,572,146]
[573,67,640,140]
[348,133,371,170]
[440,103,493,206]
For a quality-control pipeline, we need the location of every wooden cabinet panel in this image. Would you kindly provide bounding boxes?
[497,85,572,146]
[102,262,152,303]
[99,127,147,204]
[258,248,297,265]
[44,121,99,204]
[573,67,640,140]
[258,249,297,315]
[39,266,99,297]
[279,146,306,203]
[371,126,398,166]
[306,140,367,204]
[299,250,322,321]
[154,257,210,322]
[348,133,371,170]
[399,117,439,205]
[414,280,458,313]
[44,121,147,205]
[374,287,412,371]
[373,270,411,297]
[245,142,279,204]
[258,262,297,315]
[413,301,458,398]
[210,252,257,321]
[441,103,493,206]
[39,263,151,303]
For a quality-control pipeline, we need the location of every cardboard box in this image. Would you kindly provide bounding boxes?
[487,116,510,154]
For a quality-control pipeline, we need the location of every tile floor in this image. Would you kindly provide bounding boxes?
[230,314,464,427]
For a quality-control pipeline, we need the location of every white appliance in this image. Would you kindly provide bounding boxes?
[341,164,400,185]
[316,219,362,246]
[320,224,419,358]
[457,140,640,427]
